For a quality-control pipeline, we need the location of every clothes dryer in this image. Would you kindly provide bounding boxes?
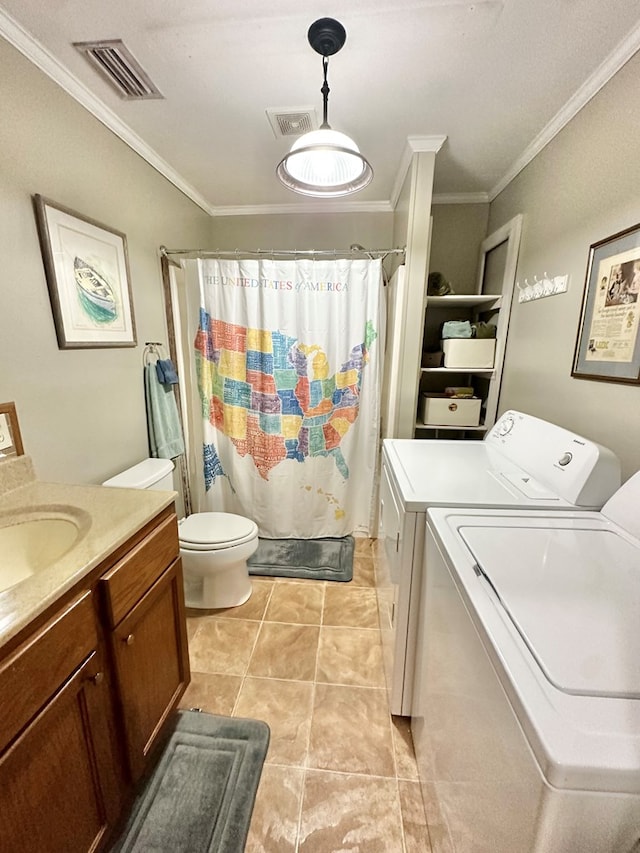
[412,472,640,852]
[379,410,620,715]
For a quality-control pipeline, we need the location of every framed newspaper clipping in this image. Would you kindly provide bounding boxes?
[572,223,640,384]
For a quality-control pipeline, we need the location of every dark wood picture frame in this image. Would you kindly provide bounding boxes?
[572,222,640,384]
[33,195,137,349]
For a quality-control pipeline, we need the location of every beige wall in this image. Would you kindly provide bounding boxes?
[210,211,393,251]
[429,203,490,294]
[488,51,640,480]
[0,39,211,484]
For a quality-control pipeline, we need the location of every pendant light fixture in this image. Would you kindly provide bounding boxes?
[276,18,373,198]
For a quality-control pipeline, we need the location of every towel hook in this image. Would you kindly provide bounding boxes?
[143,341,163,365]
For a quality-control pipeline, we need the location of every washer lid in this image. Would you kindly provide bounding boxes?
[459,524,640,698]
[179,512,258,547]
[381,440,578,513]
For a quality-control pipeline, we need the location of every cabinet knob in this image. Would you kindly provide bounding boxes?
[91,671,104,685]
[125,633,135,645]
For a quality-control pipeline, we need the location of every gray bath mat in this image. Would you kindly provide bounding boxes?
[248,536,354,581]
[110,710,269,853]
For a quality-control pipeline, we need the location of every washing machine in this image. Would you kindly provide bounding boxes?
[378,410,621,715]
[412,472,640,853]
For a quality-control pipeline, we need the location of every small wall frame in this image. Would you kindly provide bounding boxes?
[0,402,24,458]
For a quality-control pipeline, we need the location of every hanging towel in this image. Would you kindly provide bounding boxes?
[156,358,180,385]
[144,363,185,459]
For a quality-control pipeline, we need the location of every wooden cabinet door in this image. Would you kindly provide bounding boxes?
[109,557,190,781]
[0,650,122,853]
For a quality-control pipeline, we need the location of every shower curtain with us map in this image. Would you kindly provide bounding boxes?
[194,257,384,538]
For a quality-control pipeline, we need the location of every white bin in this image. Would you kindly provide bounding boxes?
[442,338,496,369]
[420,394,482,427]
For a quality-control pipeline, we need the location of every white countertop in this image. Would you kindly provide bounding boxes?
[0,456,176,647]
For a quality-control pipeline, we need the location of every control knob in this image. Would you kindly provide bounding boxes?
[498,415,515,436]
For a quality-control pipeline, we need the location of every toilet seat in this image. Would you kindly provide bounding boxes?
[179,512,258,552]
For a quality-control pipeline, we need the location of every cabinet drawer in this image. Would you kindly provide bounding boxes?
[0,591,97,753]
[100,513,179,628]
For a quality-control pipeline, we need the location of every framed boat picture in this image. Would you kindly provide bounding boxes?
[33,195,137,348]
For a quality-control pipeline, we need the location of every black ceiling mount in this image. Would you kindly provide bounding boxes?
[307,18,346,57]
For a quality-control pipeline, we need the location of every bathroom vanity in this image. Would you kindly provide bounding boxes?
[0,455,190,853]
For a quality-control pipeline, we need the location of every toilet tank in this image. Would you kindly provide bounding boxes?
[102,458,175,491]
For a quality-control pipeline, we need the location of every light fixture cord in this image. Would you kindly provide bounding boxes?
[320,55,330,129]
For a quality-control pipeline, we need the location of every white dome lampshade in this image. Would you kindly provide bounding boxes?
[276,18,373,198]
[277,129,373,197]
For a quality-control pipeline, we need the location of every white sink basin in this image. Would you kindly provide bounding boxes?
[0,507,89,592]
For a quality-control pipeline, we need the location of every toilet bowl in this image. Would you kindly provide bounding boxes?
[178,512,258,609]
[102,458,258,609]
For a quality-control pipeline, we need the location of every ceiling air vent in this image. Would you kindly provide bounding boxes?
[266,108,318,139]
[73,39,163,100]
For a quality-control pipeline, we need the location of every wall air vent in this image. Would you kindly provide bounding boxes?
[73,39,163,100]
[266,108,318,139]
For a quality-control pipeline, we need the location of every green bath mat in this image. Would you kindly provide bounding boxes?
[110,710,269,853]
[248,536,354,582]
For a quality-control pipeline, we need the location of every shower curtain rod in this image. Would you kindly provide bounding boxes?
[160,245,405,261]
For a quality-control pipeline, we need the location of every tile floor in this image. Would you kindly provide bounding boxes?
[180,537,435,852]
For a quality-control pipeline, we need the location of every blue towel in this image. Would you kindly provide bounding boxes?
[442,320,473,339]
[144,364,185,459]
[156,358,180,385]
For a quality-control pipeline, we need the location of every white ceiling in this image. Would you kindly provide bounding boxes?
[2,1,640,215]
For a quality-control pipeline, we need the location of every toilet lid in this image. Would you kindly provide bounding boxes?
[179,512,258,551]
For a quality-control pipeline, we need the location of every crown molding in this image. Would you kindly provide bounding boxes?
[407,135,448,153]
[432,192,489,205]
[389,135,448,210]
[489,19,640,201]
[211,191,490,215]
[0,8,215,215]
[209,199,394,217]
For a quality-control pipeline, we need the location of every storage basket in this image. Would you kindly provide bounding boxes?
[442,338,495,369]
[420,394,482,426]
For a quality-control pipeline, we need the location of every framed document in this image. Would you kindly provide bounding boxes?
[572,223,640,384]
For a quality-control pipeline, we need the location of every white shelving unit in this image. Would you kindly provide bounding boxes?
[414,216,522,439]
[425,295,502,310]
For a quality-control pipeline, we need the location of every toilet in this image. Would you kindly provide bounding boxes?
[102,458,258,609]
